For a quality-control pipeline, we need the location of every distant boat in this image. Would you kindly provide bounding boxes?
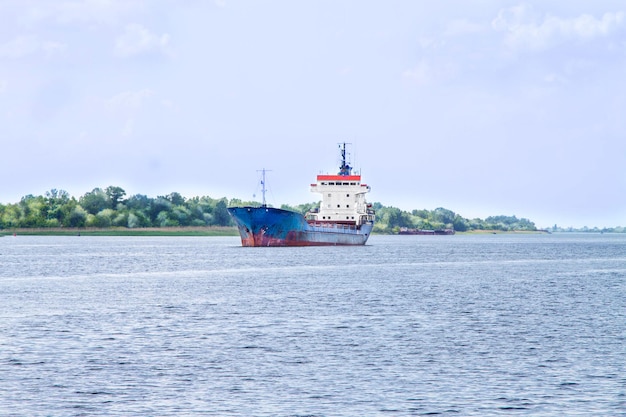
[228,143,375,246]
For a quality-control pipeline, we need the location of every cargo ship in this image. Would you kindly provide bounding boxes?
[228,144,375,246]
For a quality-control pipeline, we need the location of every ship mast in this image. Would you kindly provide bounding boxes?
[258,168,270,207]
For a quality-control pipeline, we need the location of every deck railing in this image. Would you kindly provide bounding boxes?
[307,222,359,233]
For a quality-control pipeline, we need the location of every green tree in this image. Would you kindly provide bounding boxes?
[1,204,20,228]
[155,211,178,227]
[19,195,46,227]
[212,199,231,226]
[105,186,126,207]
[163,192,185,206]
[452,214,469,232]
[149,198,172,222]
[59,198,80,227]
[127,212,139,228]
[432,207,456,226]
[80,188,110,215]
[112,212,128,227]
[126,194,151,211]
[68,205,88,227]
[411,209,429,218]
[128,210,150,227]
[94,208,116,227]
[280,202,319,214]
[171,206,192,226]
[45,189,71,223]
[386,207,413,229]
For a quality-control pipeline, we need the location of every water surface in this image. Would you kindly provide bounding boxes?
[1,234,625,416]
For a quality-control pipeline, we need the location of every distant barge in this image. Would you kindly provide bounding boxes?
[398,228,455,235]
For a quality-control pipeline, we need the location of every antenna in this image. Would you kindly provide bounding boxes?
[338,142,352,175]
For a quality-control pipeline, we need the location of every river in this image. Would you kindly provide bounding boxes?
[1,234,625,416]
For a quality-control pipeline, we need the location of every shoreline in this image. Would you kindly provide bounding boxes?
[2,227,553,237]
[455,229,551,235]
[1,226,239,237]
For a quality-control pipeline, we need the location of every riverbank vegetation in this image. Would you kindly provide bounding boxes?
[280,202,539,234]
[0,186,621,234]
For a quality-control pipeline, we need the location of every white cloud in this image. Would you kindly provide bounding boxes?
[402,60,433,86]
[42,40,68,57]
[106,88,154,111]
[0,35,39,59]
[543,73,567,84]
[338,67,352,76]
[115,23,170,57]
[402,58,457,87]
[56,0,142,23]
[11,0,144,27]
[121,118,134,137]
[418,37,445,50]
[0,35,67,59]
[444,19,485,37]
[105,90,155,137]
[159,99,175,109]
[491,3,537,32]
[493,5,626,51]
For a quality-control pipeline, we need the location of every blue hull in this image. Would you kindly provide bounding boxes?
[228,207,373,246]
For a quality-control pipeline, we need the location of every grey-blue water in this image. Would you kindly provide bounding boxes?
[1,234,625,416]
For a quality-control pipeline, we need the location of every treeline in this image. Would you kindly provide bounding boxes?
[2,185,544,232]
[0,187,234,229]
[281,202,538,233]
[372,205,539,233]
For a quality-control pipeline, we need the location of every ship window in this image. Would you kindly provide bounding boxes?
[328,193,331,197]
[343,182,349,185]
[346,216,350,219]
[346,194,350,197]
[352,216,354,219]
[329,182,335,185]
[346,205,350,208]
[337,204,340,208]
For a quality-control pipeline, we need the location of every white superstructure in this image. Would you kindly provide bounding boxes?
[305,144,375,227]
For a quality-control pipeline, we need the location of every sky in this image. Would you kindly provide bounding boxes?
[1,0,625,228]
